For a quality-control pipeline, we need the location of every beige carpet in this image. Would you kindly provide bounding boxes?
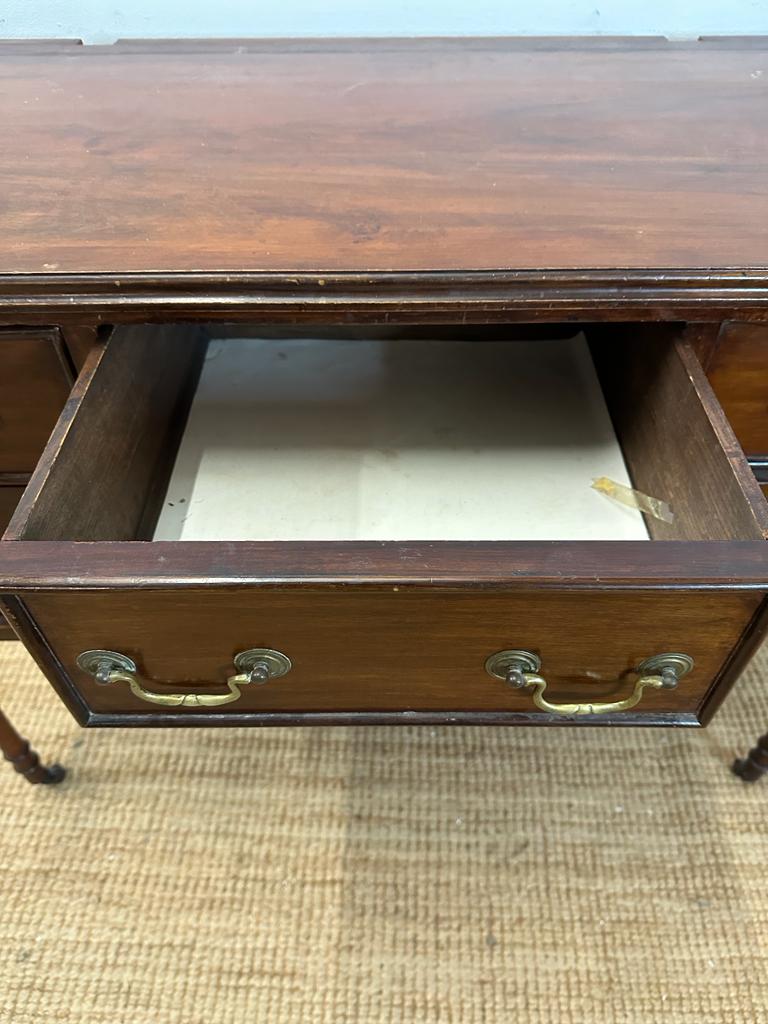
[1,641,766,1024]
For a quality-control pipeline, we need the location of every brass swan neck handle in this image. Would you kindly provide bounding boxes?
[485,650,694,717]
[76,649,292,708]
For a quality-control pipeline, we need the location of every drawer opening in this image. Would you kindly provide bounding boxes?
[154,331,647,542]
[7,323,768,545]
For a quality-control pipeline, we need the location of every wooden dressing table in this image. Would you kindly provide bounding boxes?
[1,36,768,786]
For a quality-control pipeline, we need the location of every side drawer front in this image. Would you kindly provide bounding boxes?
[705,322,768,459]
[14,589,762,722]
[0,328,73,472]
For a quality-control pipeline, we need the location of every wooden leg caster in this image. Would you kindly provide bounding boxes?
[733,732,768,783]
[0,708,65,785]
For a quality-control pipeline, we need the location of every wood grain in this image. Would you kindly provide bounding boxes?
[3,318,768,588]
[18,588,761,718]
[699,594,768,726]
[1,39,767,735]
[60,324,102,371]
[7,325,206,542]
[0,705,65,784]
[4,271,768,327]
[591,326,768,541]
[0,329,73,472]
[0,39,767,279]
[704,323,768,457]
[3,540,768,589]
[12,320,768,546]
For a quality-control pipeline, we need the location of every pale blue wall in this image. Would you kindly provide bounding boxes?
[1,0,767,44]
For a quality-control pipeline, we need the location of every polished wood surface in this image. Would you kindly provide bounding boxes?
[0,706,65,784]
[704,323,768,457]
[1,40,767,753]
[17,588,761,720]
[8,326,206,542]
[3,321,768,730]
[0,38,767,327]
[8,324,768,562]
[60,324,102,371]
[4,540,768,589]
[4,272,768,326]
[0,329,73,471]
[4,320,768,588]
[591,326,768,541]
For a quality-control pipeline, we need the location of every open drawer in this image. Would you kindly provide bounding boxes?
[2,323,767,728]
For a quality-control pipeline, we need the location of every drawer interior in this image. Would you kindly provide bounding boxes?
[6,323,768,545]
[154,332,647,542]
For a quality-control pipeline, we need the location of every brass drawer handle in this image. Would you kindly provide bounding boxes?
[484,650,693,716]
[76,648,292,707]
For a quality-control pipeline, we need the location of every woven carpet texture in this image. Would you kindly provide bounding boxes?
[1,641,766,1024]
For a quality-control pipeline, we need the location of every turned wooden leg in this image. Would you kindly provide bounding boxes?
[0,708,65,785]
[733,732,768,783]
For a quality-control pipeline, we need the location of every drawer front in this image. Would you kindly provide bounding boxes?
[0,329,73,471]
[3,323,768,722]
[705,322,768,458]
[15,588,761,723]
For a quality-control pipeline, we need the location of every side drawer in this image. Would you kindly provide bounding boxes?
[0,328,74,472]
[703,321,768,459]
[2,323,768,727]
[0,483,25,638]
[698,322,768,498]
